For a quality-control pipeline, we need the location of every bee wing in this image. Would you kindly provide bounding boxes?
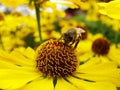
[75,28,85,36]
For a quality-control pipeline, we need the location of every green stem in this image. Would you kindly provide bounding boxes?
[115,31,119,48]
[0,35,5,50]
[34,0,42,44]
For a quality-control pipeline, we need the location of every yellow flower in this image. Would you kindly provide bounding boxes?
[0,13,37,51]
[99,15,120,32]
[1,35,25,51]
[77,34,120,66]
[0,0,28,8]
[66,0,90,10]
[0,39,119,90]
[59,20,86,34]
[34,31,61,42]
[98,0,120,20]
[86,0,99,21]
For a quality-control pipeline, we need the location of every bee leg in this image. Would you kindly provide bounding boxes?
[58,34,63,41]
[74,36,81,48]
[70,39,76,45]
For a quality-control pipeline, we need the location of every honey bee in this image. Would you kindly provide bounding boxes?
[59,27,85,48]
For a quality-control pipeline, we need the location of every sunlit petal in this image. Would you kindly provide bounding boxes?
[0,69,40,90]
[21,78,54,90]
[68,77,117,90]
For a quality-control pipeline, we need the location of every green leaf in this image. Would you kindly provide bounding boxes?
[53,76,58,88]
[117,87,120,90]
[62,77,78,88]
[79,58,90,65]
[41,74,48,79]
[24,33,36,48]
[71,75,94,82]
[71,75,82,79]
[62,77,73,85]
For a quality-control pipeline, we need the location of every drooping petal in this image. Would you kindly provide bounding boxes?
[76,73,120,87]
[10,48,36,66]
[78,51,94,62]
[20,78,54,90]
[0,55,20,69]
[77,40,92,55]
[0,48,35,67]
[99,56,110,63]
[78,58,119,77]
[77,57,120,86]
[98,0,120,19]
[78,57,101,70]
[0,54,37,72]
[13,47,36,60]
[107,45,120,65]
[55,78,81,90]
[21,47,35,60]
[68,76,117,90]
[0,69,40,90]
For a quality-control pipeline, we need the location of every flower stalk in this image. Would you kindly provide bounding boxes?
[34,0,42,44]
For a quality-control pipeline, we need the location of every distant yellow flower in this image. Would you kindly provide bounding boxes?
[0,39,119,90]
[0,13,37,51]
[34,31,61,42]
[77,34,120,67]
[66,0,100,21]
[77,33,103,56]
[1,35,25,51]
[0,0,28,8]
[59,19,86,34]
[99,15,120,32]
[66,0,90,10]
[86,0,99,21]
[98,0,120,19]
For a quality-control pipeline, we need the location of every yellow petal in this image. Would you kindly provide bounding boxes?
[55,78,80,90]
[105,0,120,19]
[13,47,35,60]
[78,57,101,70]
[23,47,35,60]
[99,56,110,63]
[107,46,120,65]
[77,57,120,86]
[98,2,107,7]
[21,78,54,90]
[0,69,40,90]
[0,54,36,71]
[92,33,103,41]
[78,57,118,77]
[78,51,94,62]
[0,49,35,66]
[10,49,35,66]
[68,77,117,90]
[77,40,92,55]
[98,0,120,19]
[76,73,120,87]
